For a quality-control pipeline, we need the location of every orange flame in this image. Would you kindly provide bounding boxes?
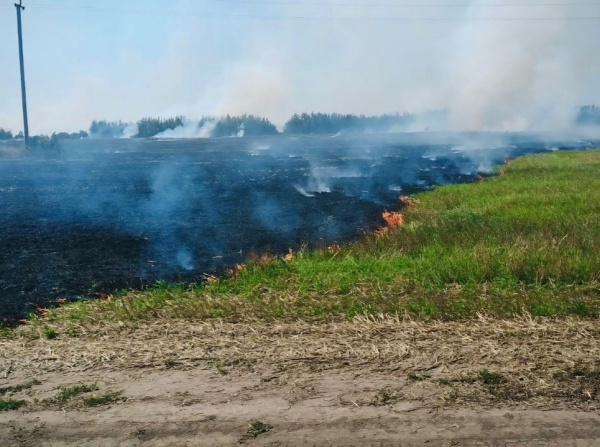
[284,248,294,262]
[36,307,50,317]
[327,243,341,254]
[206,275,219,284]
[399,195,420,207]
[226,263,245,277]
[250,252,277,266]
[382,211,404,227]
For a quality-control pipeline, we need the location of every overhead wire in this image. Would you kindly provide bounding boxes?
[2,0,599,21]
[5,0,600,7]
[10,0,600,6]
[209,0,600,6]
[17,2,600,22]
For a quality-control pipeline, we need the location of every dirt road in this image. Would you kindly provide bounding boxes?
[2,316,599,446]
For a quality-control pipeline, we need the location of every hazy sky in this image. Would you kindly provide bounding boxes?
[1,0,599,133]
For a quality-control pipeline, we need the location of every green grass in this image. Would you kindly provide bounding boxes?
[48,384,99,405]
[57,384,98,401]
[477,370,507,386]
[0,399,26,411]
[43,327,59,339]
[27,150,600,325]
[82,391,126,407]
[42,384,126,408]
[243,420,273,439]
[0,379,41,396]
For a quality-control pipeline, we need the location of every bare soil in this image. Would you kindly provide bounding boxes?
[2,316,600,446]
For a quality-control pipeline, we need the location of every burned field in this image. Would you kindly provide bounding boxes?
[2,143,600,446]
[0,133,594,318]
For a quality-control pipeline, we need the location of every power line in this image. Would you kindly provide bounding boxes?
[20,3,600,21]
[210,0,600,6]
[5,0,600,9]
[10,0,600,6]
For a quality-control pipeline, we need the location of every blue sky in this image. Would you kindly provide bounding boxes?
[1,0,599,133]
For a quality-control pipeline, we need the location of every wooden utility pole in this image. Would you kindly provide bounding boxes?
[15,0,29,148]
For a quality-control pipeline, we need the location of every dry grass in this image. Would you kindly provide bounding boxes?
[3,315,599,409]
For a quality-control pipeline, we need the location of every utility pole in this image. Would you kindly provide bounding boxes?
[15,0,29,148]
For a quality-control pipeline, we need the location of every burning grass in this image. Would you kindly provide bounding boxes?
[15,149,600,327]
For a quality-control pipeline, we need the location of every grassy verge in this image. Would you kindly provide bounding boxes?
[24,150,600,327]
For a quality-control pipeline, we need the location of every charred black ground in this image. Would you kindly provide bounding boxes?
[0,133,595,318]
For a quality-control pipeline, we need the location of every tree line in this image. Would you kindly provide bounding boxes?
[283,112,416,134]
[88,113,415,138]
[0,128,88,141]
[576,105,600,126]
[89,114,277,138]
[3,106,600,144]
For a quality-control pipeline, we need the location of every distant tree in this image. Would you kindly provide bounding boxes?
[0,128,13,140]
[89,120,129,138]
[135,116,184,138]
[211,114,278,137]
[129,115,279,138]
[576,105,600,126]
[51,131,89,140]
[283,112,415,135]
[28,134,58,151]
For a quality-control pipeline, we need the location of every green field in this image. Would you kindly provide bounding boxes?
[26,150,600,330]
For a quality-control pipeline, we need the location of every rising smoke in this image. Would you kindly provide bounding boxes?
[154,119,217,139]
[445,1,600,131]
[1,1,599,134]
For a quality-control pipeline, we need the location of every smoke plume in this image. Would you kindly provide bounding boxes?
[445,2,600,131]
[0,1,599,133]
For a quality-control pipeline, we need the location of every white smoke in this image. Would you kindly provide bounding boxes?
[121,123,138,139]
[154,119,217,139]
[237,123,245,138]
[0,1,599,133]
[444,2,600,131]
